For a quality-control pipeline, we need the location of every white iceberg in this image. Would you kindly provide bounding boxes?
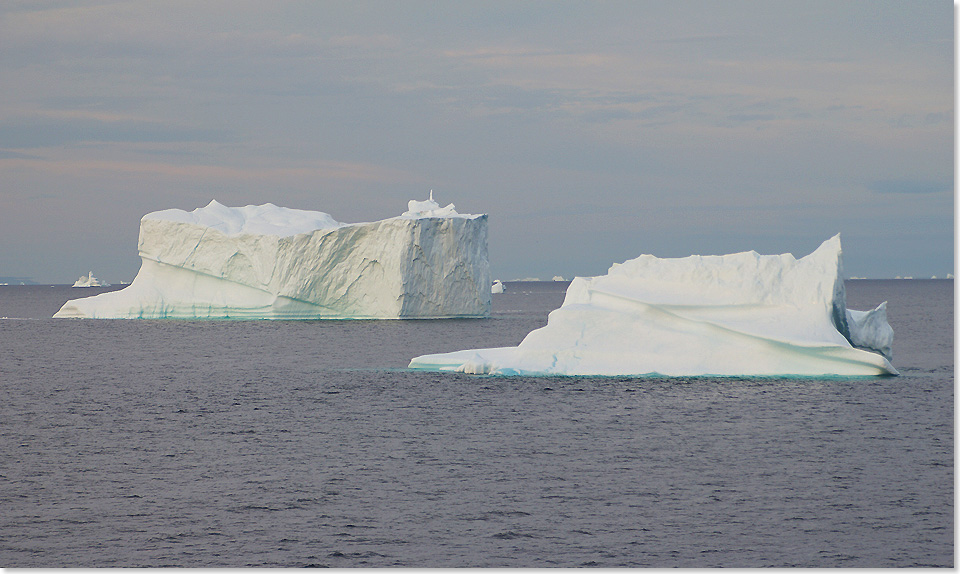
[54,194,490,319]
[409,235,898,377]
[491,280,504,294]
[72,271,109,287]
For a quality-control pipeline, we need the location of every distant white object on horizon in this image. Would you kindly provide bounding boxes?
[72,271,109,288]
[55,194,490,319]
[552,275,566,282]
[491,280,504,294]
[409,235,897,377]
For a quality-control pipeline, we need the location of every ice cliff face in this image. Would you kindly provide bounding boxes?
[54,196,490,319]
[409,235,898,377]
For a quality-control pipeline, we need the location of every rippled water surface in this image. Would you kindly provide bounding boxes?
[0,280,953,567]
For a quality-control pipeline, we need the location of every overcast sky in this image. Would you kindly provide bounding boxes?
[0,0,953,283]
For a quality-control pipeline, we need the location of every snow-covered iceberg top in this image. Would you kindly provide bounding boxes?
[54,194,490,319]
[146,200,344,237]
[148,193,480,238]
[409,235,897,377]
[400,190,466,219]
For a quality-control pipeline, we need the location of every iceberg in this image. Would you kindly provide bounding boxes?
[491,280,505,294]
[72,271,109,287]
[54,194,490,319]
[409,235,898,377]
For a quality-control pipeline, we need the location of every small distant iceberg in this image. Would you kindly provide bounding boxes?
[0,276,37,286]
[72,271,109,288]
[491,280,504,294]
[410,235,897,377]
[552,275,566,282]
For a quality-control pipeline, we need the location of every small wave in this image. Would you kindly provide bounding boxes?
[491,530,536,540]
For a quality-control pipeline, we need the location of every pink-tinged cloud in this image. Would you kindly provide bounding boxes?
[0,156,422,186]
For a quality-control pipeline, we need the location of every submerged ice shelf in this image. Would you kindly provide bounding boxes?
[55,195,490,319]
[409,235,897,377]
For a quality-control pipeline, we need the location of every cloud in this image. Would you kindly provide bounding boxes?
[725,113,777,124]
[0,1,952,282]
[0,154,420,185]
[867,178,952,195]
[0,149,39,160]
[0,115,234,148]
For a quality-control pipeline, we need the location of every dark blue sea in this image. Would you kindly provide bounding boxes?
[0,280,953,567]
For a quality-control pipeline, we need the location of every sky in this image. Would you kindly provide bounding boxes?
[0,0,953,283]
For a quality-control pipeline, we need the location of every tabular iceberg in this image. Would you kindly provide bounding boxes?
[409,235,898,377]
[54,194,490,319]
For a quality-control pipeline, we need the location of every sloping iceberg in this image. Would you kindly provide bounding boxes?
[54,194,490,319]
[409,235,898,377]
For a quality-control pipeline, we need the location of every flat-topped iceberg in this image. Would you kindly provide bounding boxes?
[409,235,897,377]
[55,194,490,319]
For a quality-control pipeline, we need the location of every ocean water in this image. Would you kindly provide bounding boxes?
[0,280,952,567]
